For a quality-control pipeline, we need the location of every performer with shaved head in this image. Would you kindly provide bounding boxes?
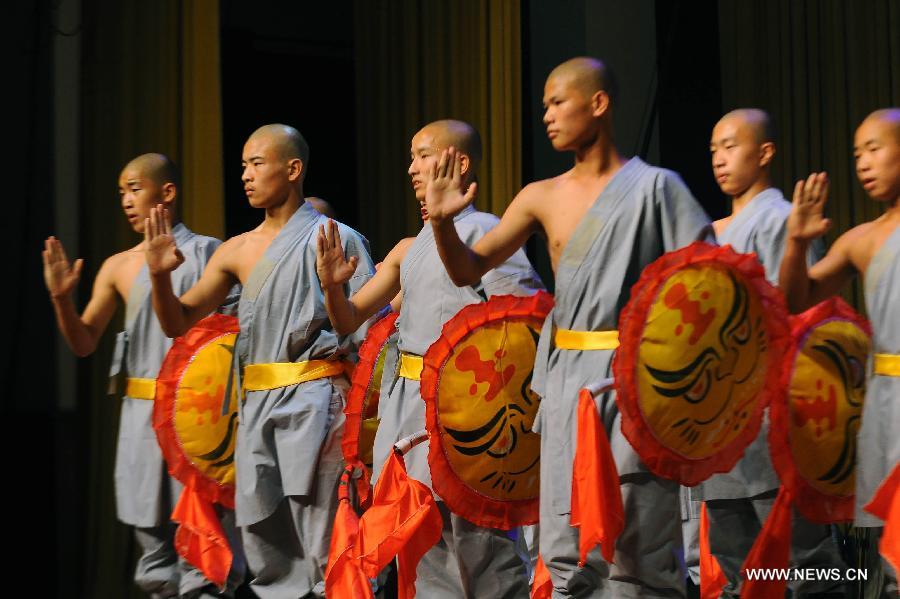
[43,153,243,597]
[145,124,376,598]
[425,57,714,596]
[685,108,845,596]
[317,118,541,597]
[781,108,900,593]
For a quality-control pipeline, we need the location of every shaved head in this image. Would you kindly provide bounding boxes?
[547,57,618,103]
[419,119,483,171]
[719,109,776,144]
[306,196,336,219]
[861,108,900,142]
[248,123,310,166]
[123,153,180,188]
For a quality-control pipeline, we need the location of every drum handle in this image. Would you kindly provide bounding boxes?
[584,377,615,397]
[393,429,429,456]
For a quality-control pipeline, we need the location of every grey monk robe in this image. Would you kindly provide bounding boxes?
[234,201,374,599]
[531,158,713,597]
[371,205,543,599]
[857,224,900,526]
[111,223,244,596]
[698,188,823,499]
[692,188,843,598]
[857,224,900,591]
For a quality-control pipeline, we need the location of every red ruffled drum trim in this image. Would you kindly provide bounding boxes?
[613,242,792,486]
[154,313,240,509]
[769,297,871,523]
[421,291,553,530]
[342,310,400,504]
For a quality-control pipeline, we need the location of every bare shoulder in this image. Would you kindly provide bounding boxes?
[830,220,879,273]
[519,176,564,202]
[384,236,415,266]
[102,247,143,278]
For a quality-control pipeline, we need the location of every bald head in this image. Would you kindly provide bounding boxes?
[719,109,776,144]
[306,196,337,219]
[124,153,180,189]
[861,108,900,142]
[248,124,310,167]
[419,119,483,171]
[547,57,618,103]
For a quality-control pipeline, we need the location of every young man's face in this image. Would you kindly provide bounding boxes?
[542,75,596,152]
[118,167,169,233]
[408,128,442,215]
[241,135,295,209]
[854,118,900,203]
[709,116,769,199]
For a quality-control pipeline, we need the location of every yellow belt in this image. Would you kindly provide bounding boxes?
[399,352,424,381]
[243,359,346,392]
[874,354,900,377]
[125,377,157,400]
[554,328,620,350]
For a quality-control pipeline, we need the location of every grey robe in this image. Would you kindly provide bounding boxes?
[856,224,900,527]
[234,201,374,527]
[371,205,542,599]
[371,205,544,488]
[698,187,823,500]
[687,189,843,597]
[110,223,220,527]
[532,158,713,596]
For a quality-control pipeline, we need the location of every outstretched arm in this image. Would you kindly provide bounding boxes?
[317,219,406,334]
[779,172,856,312]
[146,206,235,337]
[427,148,537,286]
[43,237,118,356]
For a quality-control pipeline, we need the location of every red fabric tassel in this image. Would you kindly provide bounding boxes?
[531,555,553,599]
[325,469,373,599]
[740,486,792,598]
[864,463,900,574]
[570,388,624,565]
[171,487,232,589]
[356,451,443,599]
[699,502,727,599]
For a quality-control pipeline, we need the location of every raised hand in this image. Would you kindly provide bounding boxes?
[316,219,358,288]
[144,205,184,275]
[424,147,478,223]
[42,236,84,298]
[787,172,832,242]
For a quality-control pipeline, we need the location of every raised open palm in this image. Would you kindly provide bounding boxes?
[424,147,478,222]
[144,205,184,275]
[788,172,832,241]
[42,236,83,298]
[316,219,357,287]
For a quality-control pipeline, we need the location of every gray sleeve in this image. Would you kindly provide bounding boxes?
[658,171,715,250]
[753,214,821,286]
[338,225,377,352]
[481,249,545,297]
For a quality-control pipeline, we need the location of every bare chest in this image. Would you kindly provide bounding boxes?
[114,252,146,301]
[856,220,900,276]
[232,235,277,284]
[541,187,605,271]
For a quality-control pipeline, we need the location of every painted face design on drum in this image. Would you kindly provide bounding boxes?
[638,268,767,459]
[789,320,868,496]
[439,325,541,499]
[175,336,240,482]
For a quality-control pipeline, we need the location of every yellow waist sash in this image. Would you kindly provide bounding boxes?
[554,328,620,351]
[399,352,424,381]
[125,377,157,400]
[243,359,346,392]
[874,353,900,377]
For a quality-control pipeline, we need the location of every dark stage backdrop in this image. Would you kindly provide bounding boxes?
[718,0,900,311]
[13,1,897,597]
